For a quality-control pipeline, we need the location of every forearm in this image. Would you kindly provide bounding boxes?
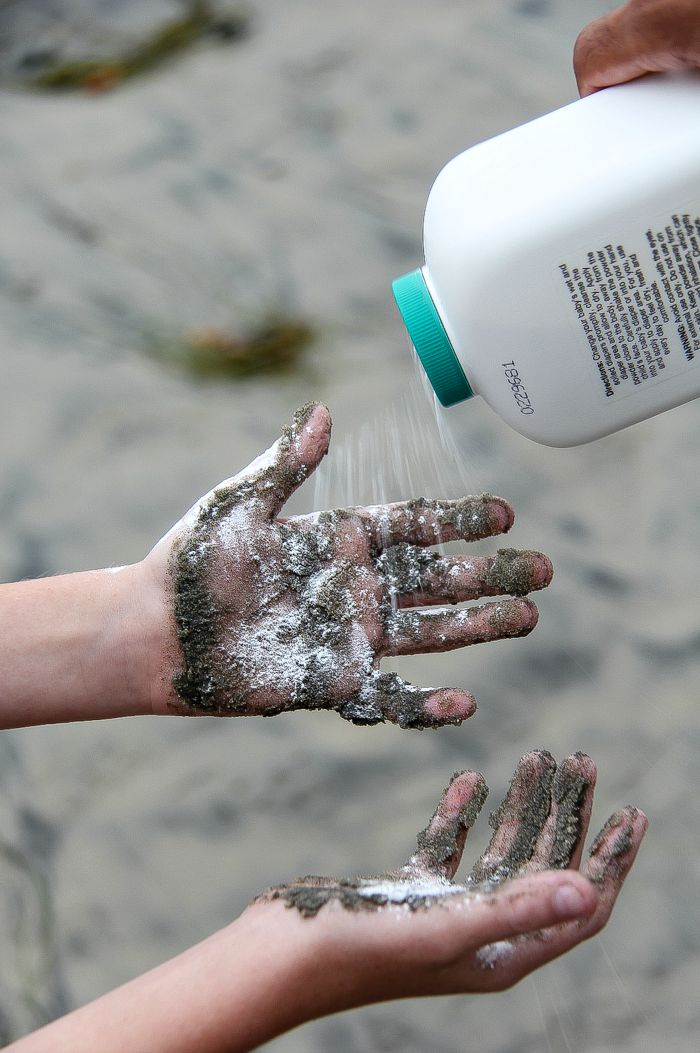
[0,565,167,727]
[8,905,337,1053]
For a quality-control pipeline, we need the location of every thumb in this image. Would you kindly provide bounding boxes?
[465,870,597,948]
[248,402,332,520]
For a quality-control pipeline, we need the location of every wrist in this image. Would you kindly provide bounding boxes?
[236,899,393,1032]
[106,561,174,717]
[228,901,338,1044]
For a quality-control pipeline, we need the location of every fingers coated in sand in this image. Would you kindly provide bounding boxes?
[525,753,597,872]
[411,771,489,879]
[585,806,648,893]
[502,809,649,981]
[342,672,476,729]
[380,598,539,657]
[254,402,332,519]
[379,547,553,608]
[470,751,557,884]
[354,496,514,552]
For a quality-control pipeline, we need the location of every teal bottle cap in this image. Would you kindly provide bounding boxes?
[392,268,473,406]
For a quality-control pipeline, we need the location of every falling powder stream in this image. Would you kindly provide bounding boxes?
[310,355,498,620]
[313,359,487,519]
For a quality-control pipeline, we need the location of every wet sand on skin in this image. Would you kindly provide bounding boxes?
[0,2,698,1050]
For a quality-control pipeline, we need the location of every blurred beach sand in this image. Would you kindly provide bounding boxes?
[0,1,698,1049]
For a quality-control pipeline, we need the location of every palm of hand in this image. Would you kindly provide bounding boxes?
[151,403,552,727]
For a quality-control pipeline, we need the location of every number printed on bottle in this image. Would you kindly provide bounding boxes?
[501,361,535,415]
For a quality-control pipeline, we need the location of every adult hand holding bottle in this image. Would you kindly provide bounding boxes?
[575,0,700,96]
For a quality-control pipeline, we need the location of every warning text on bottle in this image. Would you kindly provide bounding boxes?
[558,213,700,400]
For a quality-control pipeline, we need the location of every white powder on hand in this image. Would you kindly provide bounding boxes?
[356,876,469,903]
[476,940,513,970]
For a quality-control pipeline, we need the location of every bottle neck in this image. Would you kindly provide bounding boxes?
[391,267,474,406]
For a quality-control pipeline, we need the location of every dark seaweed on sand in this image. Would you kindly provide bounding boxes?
[30,2,250,93]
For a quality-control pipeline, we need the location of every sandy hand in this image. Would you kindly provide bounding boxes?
[148,402,552,728]
[258,751,646,995]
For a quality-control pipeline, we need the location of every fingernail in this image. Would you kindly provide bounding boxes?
[553,882,588,919]
[531,553,554,588]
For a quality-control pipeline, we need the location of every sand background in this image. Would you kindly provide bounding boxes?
[0,1,698,1049]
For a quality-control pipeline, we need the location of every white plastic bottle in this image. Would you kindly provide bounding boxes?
[392,73,700,447]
